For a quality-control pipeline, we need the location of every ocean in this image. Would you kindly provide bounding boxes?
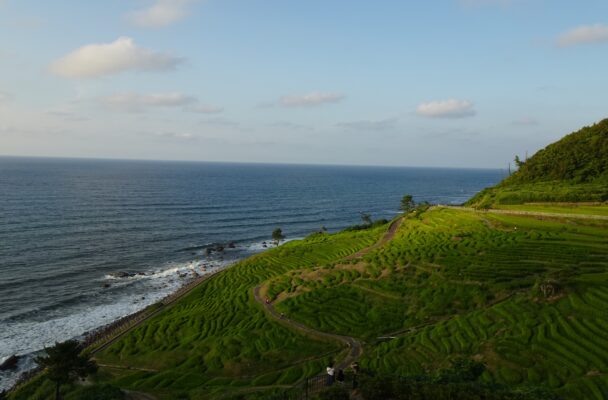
[0,157,503,389]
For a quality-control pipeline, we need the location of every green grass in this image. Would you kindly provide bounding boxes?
[466,181,608,208]
[495,203,608,216]
[9,226,385,400]
[11,206,608,399]
[267,207,608,399]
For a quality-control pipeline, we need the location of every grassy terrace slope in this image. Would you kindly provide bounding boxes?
[268,207,608,399]
[11,227,384,400]
[495,203,608,217]
[11,206,608,399]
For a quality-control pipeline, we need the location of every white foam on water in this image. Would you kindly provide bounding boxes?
[0,258,230,391]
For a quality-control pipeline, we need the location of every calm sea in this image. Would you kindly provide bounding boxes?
[0,157,503,388]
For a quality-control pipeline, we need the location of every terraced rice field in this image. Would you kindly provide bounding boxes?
[270,208,608,399]
[12,206,608,399]
[95,227,384,399]
[495,203,608,216]
[10,227,385,400]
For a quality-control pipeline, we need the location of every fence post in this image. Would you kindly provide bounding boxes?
[305,377,309,400]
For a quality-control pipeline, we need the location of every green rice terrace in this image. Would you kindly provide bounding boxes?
[10,204,608,400]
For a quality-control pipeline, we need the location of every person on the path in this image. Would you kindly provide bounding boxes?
[326,364,335,386]
[351,361,360,389]
[351,361,360,374]
[336,369,345,385]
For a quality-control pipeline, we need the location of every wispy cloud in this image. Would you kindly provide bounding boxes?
[416,99,476,119]
[0,91,13,104]
[50,37,182,79]
[45,110,89,122]
[128,0,195,28]
[100,92,196,112]
[336,118,398,131]
[511,117,539,126]
[185,104,224,114]
[156,131,196,140]
[557,24,608,47]
[279,92,344,108]
[268,121,314,131]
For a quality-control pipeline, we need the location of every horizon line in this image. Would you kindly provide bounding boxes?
[0,154,506,171]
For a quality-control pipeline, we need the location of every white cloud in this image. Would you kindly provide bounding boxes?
[101,92,197,112]
[416,99,476,118]
[128,0,194,28]
[0,91,13,104]
[557,24,608,47]
[337,118,398,131]
[157,131,196,140]
[50,37,182,79]
[279,92,344,107]
[186,104,224,114]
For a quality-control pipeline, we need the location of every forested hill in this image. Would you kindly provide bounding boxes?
[467,119,608,207]
[504,118,608,185]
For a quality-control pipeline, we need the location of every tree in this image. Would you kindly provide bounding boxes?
[35,340,97,400]
[514,155,525,168]
[400,194,416,213]
[272,228,285,246]
[360,213,372,226]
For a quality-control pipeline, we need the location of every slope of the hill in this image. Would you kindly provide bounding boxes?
[10,207,608,400]
[8,227,385,400]
[268,207,608,400]
[468,119,608,207]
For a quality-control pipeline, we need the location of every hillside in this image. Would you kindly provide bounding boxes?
[10,206,608,400]
[468,119,608,208]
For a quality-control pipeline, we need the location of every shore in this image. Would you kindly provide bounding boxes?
[3,262,231,393]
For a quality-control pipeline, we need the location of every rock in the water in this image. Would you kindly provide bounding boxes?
[111,271,135,278]
[0,355,19,371]
[228,242,236,248]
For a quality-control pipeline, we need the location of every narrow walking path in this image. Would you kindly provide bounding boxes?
[253,217,404,370]
[345,217,403,260]
[124,390,157,400]
[440,205,608,221]
[253,285,361,370]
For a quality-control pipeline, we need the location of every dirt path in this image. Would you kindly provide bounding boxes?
[253,217,404,370]
[345,217,403,260]
[440,205,608,221]
[124,390,157,400]
[253,285,361,370]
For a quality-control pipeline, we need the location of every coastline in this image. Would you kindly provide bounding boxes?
[2,238,300,393]
[2,262,233,393]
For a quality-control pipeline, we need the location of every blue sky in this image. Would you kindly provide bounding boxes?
[0,0,607,168]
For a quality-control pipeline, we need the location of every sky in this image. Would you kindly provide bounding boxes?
[0,0,607,168]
